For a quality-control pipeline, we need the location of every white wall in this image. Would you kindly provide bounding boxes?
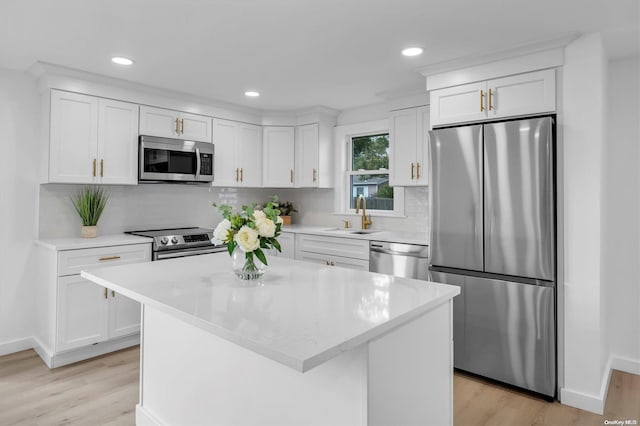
[561,32,608,411]
[603,57,640,367]
[0,68,39,354]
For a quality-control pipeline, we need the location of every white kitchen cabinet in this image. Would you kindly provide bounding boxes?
[263,126,295,187]
[49,90,138,184]
[212,119,262,187]
[389,105,429,186]
[295,123,319,187]
[56,275,109,351]
[430,69,556,126]
[139,105,212,143]
[295,233,369,271]
[265,231,295,260]
[49,90,99,183]
[98,99,139,184]
[35,240,151,367]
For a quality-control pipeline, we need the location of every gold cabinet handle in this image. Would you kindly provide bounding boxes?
[99,255,121,261]
[313,168,317,182]
[104,288,108,299]
[488,89,494,111]
[100,159,104,177]
[325,260,330,266]
[416,163,421,179]
[180,118,185,134]
[111,290,115,298]
[175,118,180,134]
[411,162,415,179]
[235,168,239,182]
[290,169,294,183]
[92,159,97,177]
[240,168,243,182]
[330,261,335,266]
[480,90,485,112]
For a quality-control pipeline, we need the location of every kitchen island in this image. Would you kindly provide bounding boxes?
[81,253,459,426]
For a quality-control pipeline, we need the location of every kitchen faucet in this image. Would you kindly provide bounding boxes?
[355,195,372,230]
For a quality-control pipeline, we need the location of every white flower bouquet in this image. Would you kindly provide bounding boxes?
[212,197,283,278]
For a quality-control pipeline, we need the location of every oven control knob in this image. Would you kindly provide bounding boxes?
[171,236,179,244]
[160,237,169,245]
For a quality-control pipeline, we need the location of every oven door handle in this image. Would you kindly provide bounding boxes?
[195,147,201,181]
[155,246,227,260]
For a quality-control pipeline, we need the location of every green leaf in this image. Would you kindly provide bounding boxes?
[271,239,281,252]
[227,241,236,255]
[254,248,268,266]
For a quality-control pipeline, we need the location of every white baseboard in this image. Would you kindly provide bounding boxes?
[31,336,54,367]
[49,334,139,368]
[136,404,162,426]
[561,354,640,415]
[0,337,33,356]
[611,355,640,375]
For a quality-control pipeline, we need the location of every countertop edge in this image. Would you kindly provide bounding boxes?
[279,225,429,246]
[80,268,458,373]
[36,235,153,251]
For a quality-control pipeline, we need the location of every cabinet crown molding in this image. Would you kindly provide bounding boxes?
[421,33,578,91]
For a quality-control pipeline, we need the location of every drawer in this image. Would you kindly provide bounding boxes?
[58,244,151,277]
[296,251,369,271]
[296,234,369,260]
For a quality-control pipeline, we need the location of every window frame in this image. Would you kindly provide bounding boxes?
[343,131,405,217]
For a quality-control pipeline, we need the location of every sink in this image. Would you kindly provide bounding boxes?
[320,228,380,235]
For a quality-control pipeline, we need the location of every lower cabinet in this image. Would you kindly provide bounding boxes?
[35,241,151,367]
[267,231,295,260]
[294,234,369,271]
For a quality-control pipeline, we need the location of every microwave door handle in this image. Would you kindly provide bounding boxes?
[195,147,201,181]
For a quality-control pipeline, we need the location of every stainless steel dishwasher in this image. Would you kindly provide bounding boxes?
[369,241,429,279]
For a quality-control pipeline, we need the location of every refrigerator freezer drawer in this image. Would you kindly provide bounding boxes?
[431,270,556,397]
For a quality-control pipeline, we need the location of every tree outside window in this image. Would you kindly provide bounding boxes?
[348,133,393,211]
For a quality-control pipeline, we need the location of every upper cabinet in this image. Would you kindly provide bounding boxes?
[430,69,556,126]
[263,126,295,188]
[390,105,429,186]
[212,118,262,187]
[139,105,212,143]
[295,123,320,188]
[49,90,138,184]
[263,122,333,189]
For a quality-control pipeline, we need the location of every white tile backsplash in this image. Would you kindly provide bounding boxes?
[39,184,428,238]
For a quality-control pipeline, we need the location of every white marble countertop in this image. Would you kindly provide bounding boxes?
[279,224,429,246]
[36,234,153,251]
[82,254,458,372]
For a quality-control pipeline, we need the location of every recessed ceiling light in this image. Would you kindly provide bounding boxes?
[401,47,423,57]
[244,91,260,97]
[111,57,134,66]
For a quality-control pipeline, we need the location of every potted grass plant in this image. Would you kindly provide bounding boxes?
[71,186,109,238]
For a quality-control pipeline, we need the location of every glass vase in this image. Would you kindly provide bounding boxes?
[231,246,267,280]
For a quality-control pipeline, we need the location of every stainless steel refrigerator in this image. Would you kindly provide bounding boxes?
[428,116,556,398]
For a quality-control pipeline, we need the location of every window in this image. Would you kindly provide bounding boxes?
[346,133,401,214]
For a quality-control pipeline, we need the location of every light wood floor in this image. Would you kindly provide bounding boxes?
[1,346,638,425]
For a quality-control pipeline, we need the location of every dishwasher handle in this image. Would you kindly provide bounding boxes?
[370,241,429,258]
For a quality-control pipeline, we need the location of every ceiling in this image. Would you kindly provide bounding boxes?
[0,0,638,111]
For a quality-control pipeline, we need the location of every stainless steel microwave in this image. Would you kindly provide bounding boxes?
[139,135,213,183]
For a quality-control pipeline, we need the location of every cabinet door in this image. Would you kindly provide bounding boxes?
[57,275,108,351]
[108,291,141,338]
[139,105,180,138]
[98,99,139,185]
[263,127,295,187]
[415,105,430,185]
[237,123,263,187]
[389,108,418,187]
[212,118,239,187]
[430,81,487,126]
[278,232,295,259]
[488,69,556,119]
[180,112,213,143]
[295,123,319,187]
[49,90,99,183]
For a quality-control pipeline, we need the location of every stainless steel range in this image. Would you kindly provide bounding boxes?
[126,227,227,260]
